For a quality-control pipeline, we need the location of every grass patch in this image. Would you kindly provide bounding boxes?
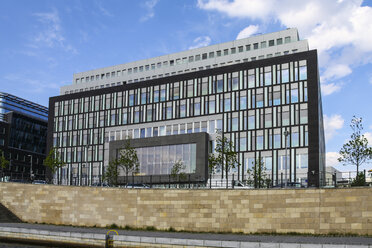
[30,221,371,238]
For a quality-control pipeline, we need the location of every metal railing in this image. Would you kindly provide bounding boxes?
[22,169,372,189]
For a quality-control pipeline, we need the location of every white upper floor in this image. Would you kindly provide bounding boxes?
[61,28,308,95]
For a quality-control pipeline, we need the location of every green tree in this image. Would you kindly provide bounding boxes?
[44,147,65,184]
[103,160,119,186]
[246,157,271,188]
[338,116,372,176]
[212,130,239,188]
[208,152,220,188]
[351,172,366,187]
[0,150,9,180]
[117,139,140,187]
[171,160,187,183]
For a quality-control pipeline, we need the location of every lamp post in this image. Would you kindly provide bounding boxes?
[27,154,33,181]
[283,129,290,188]
[85,144,89,186]
[9,159,12,180]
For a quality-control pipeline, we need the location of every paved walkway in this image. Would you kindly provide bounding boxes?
[0,222,371,247]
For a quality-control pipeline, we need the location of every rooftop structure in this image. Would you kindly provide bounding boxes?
[62,28,308,95]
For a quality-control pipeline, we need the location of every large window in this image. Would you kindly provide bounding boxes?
[135,144,197,176]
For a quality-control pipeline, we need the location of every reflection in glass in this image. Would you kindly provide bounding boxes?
[282,68,289,83]
[300,66,307,80]
[135,144,197,175]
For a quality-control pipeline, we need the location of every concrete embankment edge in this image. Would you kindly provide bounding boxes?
[0,226,371,248]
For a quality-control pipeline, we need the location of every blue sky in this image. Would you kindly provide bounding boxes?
[1,0,372,172]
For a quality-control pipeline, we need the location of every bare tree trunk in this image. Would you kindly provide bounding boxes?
[225,157,228,189]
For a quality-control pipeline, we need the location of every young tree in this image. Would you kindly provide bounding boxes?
[208,152,221,188]
[171,160,187,182]
[103,160,119,186]
[117,139,140,187]
[338,116,372,176]
[44,147,65,184]
[212,131,239,188]
[246,157,271,188]
[0,150,9,180]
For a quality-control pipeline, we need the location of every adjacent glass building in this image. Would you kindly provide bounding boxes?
[0,92,48,181]
[48,28,325,187]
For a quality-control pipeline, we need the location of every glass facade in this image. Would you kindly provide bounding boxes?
[9,114,47,154]
[135,143,196,175]
[0,92,48,121]
[51,56,323,186]
[0,93,48,181]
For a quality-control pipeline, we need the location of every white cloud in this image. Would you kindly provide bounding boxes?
[324,114,344,142]
[96,2,114,17]
[33,10,64,48]
[236,25,259,40]
[369,125,372,130]
[197,0,275,20]
[140,0,159,22]
[321,83,341,96]
[31,10,77,54]
[326,152,340,167]
[197,0,372,96]
[321,64,352,81]
[4,73,63,94]
[189,36,212,49]
[364,132,372,144]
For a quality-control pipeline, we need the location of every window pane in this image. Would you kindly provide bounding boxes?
[300,66,307,80]
[282,68,289,83]
[154,90,159,102]
[291,88,298,103]
[257,135,263,150]
[224,98,231,112]
[209,120,215,133]
[160,89,166,101]
[240,137,246,151]
[232,118,238,131]
[232,77,239,91]
[217,79,223,93]
[292,132,299,147]
[274,134,281,148]
[180,104,186,118]
[209,100,215,114]
[265,71,271,85]
[194,102,200,116]
[240,96,247,110]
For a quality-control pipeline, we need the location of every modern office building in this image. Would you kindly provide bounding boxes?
[48,28,325,187]
[0,92,48,181]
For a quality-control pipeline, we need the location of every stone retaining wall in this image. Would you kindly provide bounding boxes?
[0,183,371,235]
